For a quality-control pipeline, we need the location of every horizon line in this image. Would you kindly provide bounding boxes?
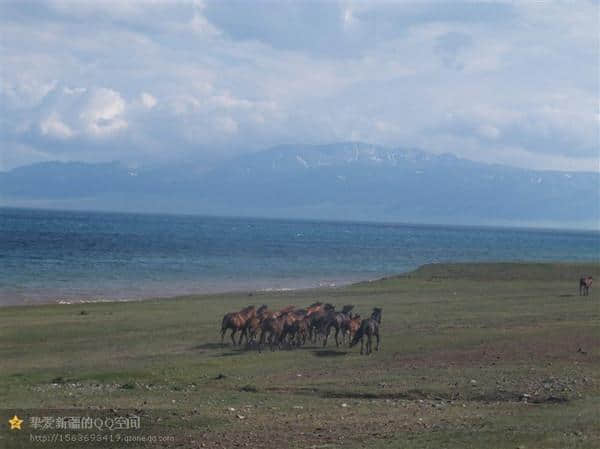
[2,205,599,234]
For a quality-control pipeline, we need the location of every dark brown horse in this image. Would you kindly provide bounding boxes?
[220,305,256,345]
[350,308,382,355]
[580,276,593,296]
[307,303,335,342]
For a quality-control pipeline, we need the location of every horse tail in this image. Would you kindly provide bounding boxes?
[221,314,231,332]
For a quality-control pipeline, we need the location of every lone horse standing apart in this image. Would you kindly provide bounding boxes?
[350,308,382,355]
[579,276,593,296]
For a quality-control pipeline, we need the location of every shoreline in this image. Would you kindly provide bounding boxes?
[0,275,369,308]
[3,260,599,309]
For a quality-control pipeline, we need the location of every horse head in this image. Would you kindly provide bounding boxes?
[257,304,269,313]
[341,304,354,316]
[371,307,382,324]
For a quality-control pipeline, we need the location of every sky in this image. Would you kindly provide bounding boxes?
[1,0,598,172]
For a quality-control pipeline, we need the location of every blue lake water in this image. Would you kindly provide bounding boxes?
[1,207,598,305]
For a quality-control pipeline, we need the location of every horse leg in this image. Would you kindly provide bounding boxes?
[367,334,372,355]
[334,326,340,348]
[284,329,291,348]
[230,329,237,346]
[238,327,247,345]
[221,328,226,344]
[360,337,364,355]
[258,330,266,352]
[322,325,329,347]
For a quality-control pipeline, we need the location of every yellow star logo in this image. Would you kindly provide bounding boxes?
[8,415,23,430]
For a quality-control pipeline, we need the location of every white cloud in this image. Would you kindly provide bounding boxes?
[80,88,127,136]
[141,92,157,109]
[63,86,87,95]
[40,113,74,138]
[210,93,252,109]
[214,116,238,134]
[342,7,355,27]
[1,78,58,109]
[187,11,221,36]
[478,125,500,140]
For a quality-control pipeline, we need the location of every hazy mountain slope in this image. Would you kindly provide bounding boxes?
[1,143,598,228]
[199,143,598,224]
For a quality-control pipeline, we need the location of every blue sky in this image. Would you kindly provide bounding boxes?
[1,0,598,171]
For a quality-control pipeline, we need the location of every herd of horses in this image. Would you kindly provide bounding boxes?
[220,302,382,354]
[219,276,592,354]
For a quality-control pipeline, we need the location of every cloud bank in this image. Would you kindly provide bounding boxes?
[1,0,598,171]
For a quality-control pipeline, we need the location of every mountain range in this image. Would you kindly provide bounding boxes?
[1,143,598,229]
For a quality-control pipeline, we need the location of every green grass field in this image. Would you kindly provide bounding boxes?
[1,262,599,448]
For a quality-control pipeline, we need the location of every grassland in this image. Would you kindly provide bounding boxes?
[1,262,599,448]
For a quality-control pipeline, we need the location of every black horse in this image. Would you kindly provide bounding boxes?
[350,308,382,355]
[321,305,354,347]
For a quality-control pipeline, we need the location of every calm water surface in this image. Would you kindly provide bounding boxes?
[1,208,598,305]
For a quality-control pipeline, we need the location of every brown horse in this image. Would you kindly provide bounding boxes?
[220,305,256,345]
[580,276,593,296]
[255,305,298,351]
[350,308,382,355]
[243,305,270,345]
[274,305,297,317]
[280,309,309,347]
[258,313,287,352]
[306,302,324,315]
[341,314,362,344]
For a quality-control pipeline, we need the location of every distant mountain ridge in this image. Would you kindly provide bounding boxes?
[1,142,598,229]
